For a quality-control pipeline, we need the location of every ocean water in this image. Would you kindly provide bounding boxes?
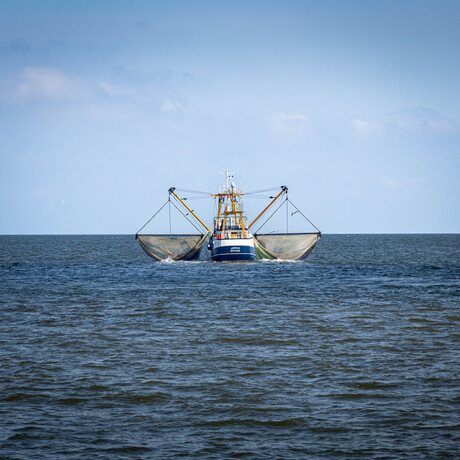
[0,234,459,459]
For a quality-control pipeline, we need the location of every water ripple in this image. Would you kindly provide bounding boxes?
[0,234,459,458]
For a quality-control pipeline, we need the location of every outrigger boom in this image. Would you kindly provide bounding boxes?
[168,187,211,233]
[247,186,287,230]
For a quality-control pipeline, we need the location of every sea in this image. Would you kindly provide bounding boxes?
[0,234,459,459]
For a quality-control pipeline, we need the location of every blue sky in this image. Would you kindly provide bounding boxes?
[0,0,458,234]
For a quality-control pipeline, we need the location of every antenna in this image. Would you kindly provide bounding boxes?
[218,169,235,192]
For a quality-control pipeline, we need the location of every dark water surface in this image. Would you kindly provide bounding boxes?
[1,234,459,458]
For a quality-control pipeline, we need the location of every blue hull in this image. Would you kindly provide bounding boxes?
[211,245,256,261]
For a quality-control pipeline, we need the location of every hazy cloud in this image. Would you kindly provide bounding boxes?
[0,38,31,54]
[380,176,425,190]
[350,119,382,138]
[266,112,312,141]
[161,100,183,112]
[351,108,456,139]
[112,66,193,88]
[15,67,90,100]
[134,20,155,31]
[98,82,124,97]
[391,106,456,133]
[380,176,399,190]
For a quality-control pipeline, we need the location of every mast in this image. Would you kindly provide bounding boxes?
[212,171,248,238]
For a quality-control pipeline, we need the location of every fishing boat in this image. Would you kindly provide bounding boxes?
[207,173,256,261]
[136,172,321,262]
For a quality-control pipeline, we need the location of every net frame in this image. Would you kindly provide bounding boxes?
[136,232,209,261]
[254,232,321,261]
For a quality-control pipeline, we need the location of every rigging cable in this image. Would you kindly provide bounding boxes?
[254,199,286,234]
[170,197,206,234]
[174,188,212,196]
[288,199,321,232]
[136,199,169,235]
[179,196,211,201]
[169,198,172,238]
[286,194,288,235]
[244,187,283,195]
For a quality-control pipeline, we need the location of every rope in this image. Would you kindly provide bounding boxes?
[288,199,320,232]
[179,196,211,201]
[169,199,172,238]
[286,194,288,235]
[169,199,204,234]
[253,196,320,235]
[136,199,169,235]
[254,199,286,234]
[244,186,283,195]
[174,188,212,196]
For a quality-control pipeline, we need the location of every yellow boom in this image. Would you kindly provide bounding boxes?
[169,188,211,232]
[247,186,287,230]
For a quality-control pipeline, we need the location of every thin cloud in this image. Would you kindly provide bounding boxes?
[112,66,193,87]
[98,82,124,97]
[3,67,136,105]
[380,176,399,190]
[266,112,312,141]
[134,21,155,31]
[0,38,31,54]
[350,119,382,138]
[15,67,90,100]
[161,100,183,112]
[0,67,140,120]
[380,176,425,190]
[391,106,456,133]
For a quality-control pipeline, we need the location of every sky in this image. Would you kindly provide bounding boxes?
[0,0,459,234]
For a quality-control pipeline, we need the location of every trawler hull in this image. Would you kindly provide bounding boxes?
[210,238,256,261]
